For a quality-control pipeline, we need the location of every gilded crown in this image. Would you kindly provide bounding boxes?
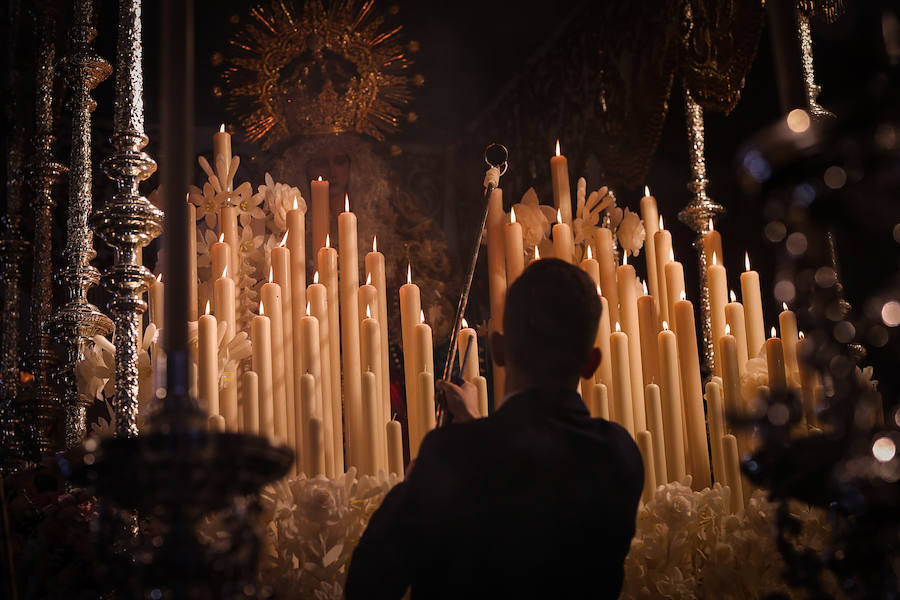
[224,0,420,148]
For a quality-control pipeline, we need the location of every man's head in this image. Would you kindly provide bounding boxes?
[493,258,602,390]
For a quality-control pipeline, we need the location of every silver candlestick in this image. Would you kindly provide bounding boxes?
[94,0,163,438]
[23,5,67,459]
[798,11,834,121]
[678,89,725,377]
[49,0,114,449]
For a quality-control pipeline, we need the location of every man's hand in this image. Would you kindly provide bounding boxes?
[436,380,480,423]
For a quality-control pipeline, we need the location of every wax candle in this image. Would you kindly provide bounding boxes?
[475,375,489,418]
[617,259,646,431]
[418,370,437,445]
[658,323,686,482]
[595,227,620,327]
[486,188,507,403]
[338,197,363,471]
[317,242,342,470]
[360,305,384,468]
[579,244,601,286]
[552,209,575,264]
[252,301,275,440]
[415,312,435,381]
[505,207,525,285]
[198,304,219,418]
[213,266,236,345]
[640,187,661,308]
[644,383,668,484]
[209,414,225,433]
[297,372,317,475]
[211,235,232,287]
[722,434,744,512]
[797,333,817,426]
[362,370,380,476]
[654,220,673,325]
[287,199,307,414]
[311,177,329,256]
[610,324,635,437]
[550,140,573,226]
[187,201,199,320]
[219,204,239,282]
[664,258,685,334]
[386,420,404,477]
[703,219,723,272]
[720,328,743,422]
[457,319,479,382]
[636,431,656,504]
[262,277,289,445]
[741,253,766,358]
[594,382,610,420]
[765,328,787,390]
[242,370,259,434]
[272,241,296,448]
[399,265,422,454]
[213,123,232,191]
[706,380,727,485]
[673,295,712,490]
[596,293,614,419]
[725,292,749,377]
[308,416,326,477]
[708,252,728,376]
[637,291,661,388]
[778,302,800,384]
[306,283,336,476]
[365,237,391,431]
[149,273,164,330]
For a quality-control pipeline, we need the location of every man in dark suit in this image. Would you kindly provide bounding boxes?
[346,258,644,599]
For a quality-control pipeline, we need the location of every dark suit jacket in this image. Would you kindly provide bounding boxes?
[345,388,644,599]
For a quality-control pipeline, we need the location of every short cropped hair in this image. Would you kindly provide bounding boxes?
[502,258,602,381]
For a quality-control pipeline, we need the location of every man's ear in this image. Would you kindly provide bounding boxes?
[489,331,506,367]
[581,347,601,380]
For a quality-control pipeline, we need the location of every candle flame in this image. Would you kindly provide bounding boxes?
[293,195,299,210]
[219,123,225,133]
[460,317,469,330]
[260,301,265,316]
[366,304,372,319]
[366,272,372,285]
[510,206,517,223]
[669,248,674,261]
[659,215,664,229]
[268,266,274,283]
[221,264,228,278]
[313,271,319,284]
[642,280,648,295]
[744,252,751,271]
[680,290,686,301]
[725,323,731,335]
[534,246,541,260]
[770,326,777,338]
[156,273,163,282]
[420,309,425,324]
[782,302,788,311]
[205,300,211,315]
[373,235,378,253]
[557,208,562,224]
[280,231,288,246]
[218,233,225,243]
[325,234,330,248]
[344,194,350,212]
[644,185,651,197]
[730,289,737,302]
[712,252,717,266]
[586,245,593,260]
[317,176,323,181]
[623,253,628,266]
[615,321,621,332]
[407,264,412,284]
[799,331,805,339]
[708,218,714,232]
[555,139,560,156]
[596,284,602,296]
[306,302,311,316]
[662,320,669,330]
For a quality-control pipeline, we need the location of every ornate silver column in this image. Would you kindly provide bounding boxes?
[94,0,163,437]
[797,11,834,121]
[49,0,114,448]
[678,89,725,376]
[23,5,67,458]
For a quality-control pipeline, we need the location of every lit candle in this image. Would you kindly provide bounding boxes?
[594,227,620,327]
[552,208,574,264]
[399,265,423,454]
[272,236,296,447]
[198,301,219,418]
[287,199,307,418]
[386,420,404,477]
[640,187,661,308]
[338,196,363,471]
[658,322,686,482]
[317,239,342,472]
[415,310,434,382]
[595,292,614,419]
[610,322,635,437]
[778,302,800,385]
[297,372,317,475]
[242,370,259,434]
[457,318,479,382]
[797,332,817,426]
[505,207,525,285]
[741,253,766,358]
[214,265,238,431]
[725,291,749,377]
[307,282,337,477]
[708,251,729,376]
[262,272,289,446]
[365,237,391,434]
[706,380,727,485]
[616,257,646,431]
[637,285,661,388]
[550,139,573,226]
[149,273,165,331]
[252,301,275,440]
[311,176,329,255]
[219,204,239,283]
[722,434,744,512]
[644,383,668,484]
[703,219,723,271]
[636,431,656,504]
[720,325,743,422]
[766,327,787,390]
[187,200,198,320]
[360,304,384,470]
[213,123,232,191]
[486,188,507,404]
[664,256,685,334]
[579,244,600,286]
[361,370,380,476]
[653,218,673,325]
[673,294,712,490]
[211,234,232,287]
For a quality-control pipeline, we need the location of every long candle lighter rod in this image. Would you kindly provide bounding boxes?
[437,144,507,426]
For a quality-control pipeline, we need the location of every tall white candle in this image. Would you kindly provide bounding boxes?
[617,260,646,431]
[645,383,668,484]
[722,434,744,513]
[550,140,573,226]
[219,205,239,283]
[308,416,326,477]
[187,201,199,320]
[261,278,289,445]
[418,370,437,446]
[664,258,685,335]
[486,188,507,404]
[595,227,619,327]
[637,292,660,388]
[272,243,296,449]
[674,296,712,490]
[242,370,259,434]
[360,306,384,469]
[297,372,317,475]
[386,420,404,477]
[610,324,635,437]
[594,382,610,420]
[338,197,363,471]
[741,253,766,358]
[552,209,574,264]
[725,293,749,376]
[361,370,380,476]
[306,284,336,476]
[457,319,479,382]
[706,380,727,485]
[252,302,275,440]
[399,267,422,454]
[149,273,165,331]
[636,431,656,504]
[654,222,673,325]
[505,207,525,285]
[317,243,342,472]
[310,177,329,257]
[640,187,661,310]
[365,237,391,437]
[658,324,686,482]
[595,293,614,419]
[708,253,729,376]
[474,375,489,418]
[198,306,219,418]
[213,123,232,192]
[779,302,800,384]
